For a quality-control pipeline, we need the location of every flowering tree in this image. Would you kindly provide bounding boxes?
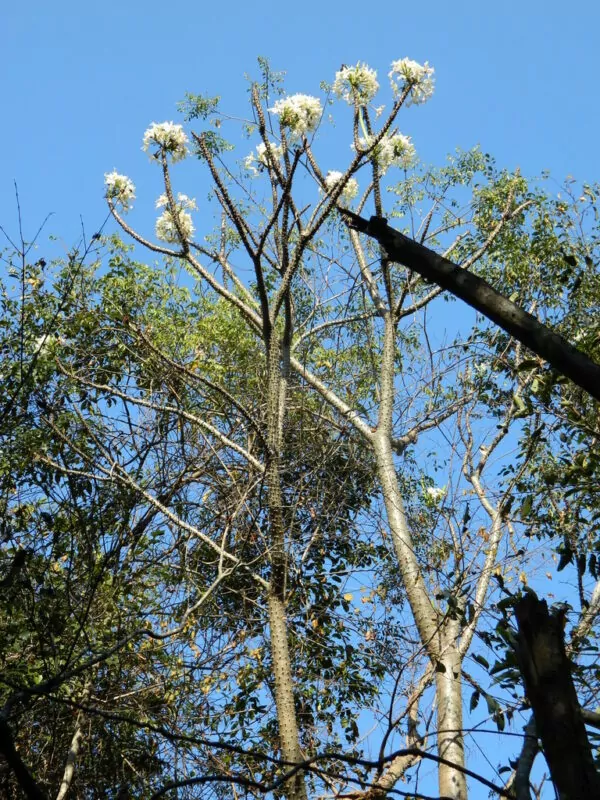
[2,58,600,800]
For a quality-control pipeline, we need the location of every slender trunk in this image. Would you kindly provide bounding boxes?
[373,316,438,646]
[374,313,467,799]
[56,721,84,800]
[435,643,467,799]
[56,683,90,800]
[265,336,307,800]
[375,435,468,798]
[372,433,437,646]
[513,715,537,800]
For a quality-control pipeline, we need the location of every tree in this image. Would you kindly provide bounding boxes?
[514,593,600,799]
[341,208,600,401]
[2,57,599,799]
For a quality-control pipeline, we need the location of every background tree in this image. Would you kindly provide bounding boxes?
[1,58,599,800]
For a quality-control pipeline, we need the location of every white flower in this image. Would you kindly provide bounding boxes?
[333,62,379,105]
[425,486,446,503]
[324,170,359,202]
[389,58,435,106]
[143,121,188,162]
[155,193,197,211]
[33,334,66,357]
[473,361,490,377]
[155,192,197,243]
[244,141,284,175]
[156,212,194,243]
[256,142,283,167]
[355,133,415,174]
[269,94,322,138]
[104,171,136,212]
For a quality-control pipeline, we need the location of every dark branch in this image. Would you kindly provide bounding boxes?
[341,210,600,403]
[515,594,600,798]
[0,720,48,800]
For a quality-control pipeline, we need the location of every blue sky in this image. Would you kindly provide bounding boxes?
[1,0,599,248]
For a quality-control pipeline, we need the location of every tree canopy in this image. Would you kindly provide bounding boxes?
[1,57,599,800]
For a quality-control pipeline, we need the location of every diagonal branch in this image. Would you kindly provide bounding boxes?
[0,720,47,799]
[341,209,600,402]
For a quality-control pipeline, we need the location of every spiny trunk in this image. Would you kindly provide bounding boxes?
[265,336,307,800]
[267,591,307,800]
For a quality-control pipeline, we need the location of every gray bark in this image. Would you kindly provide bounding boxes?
[55,721,84,800]
[435,645,467,800]
[372,314,467,799]
[513,715,537,800]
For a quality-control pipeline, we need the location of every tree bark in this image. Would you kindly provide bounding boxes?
[513,714,537,800]
[342,211,600,403]
[372,314,467,799]
[0,719,47,800]
[55,722,84,800]
[265,337,307,800]
[56,685,90,800]
[515,594,600,799]
[435,644,467,800]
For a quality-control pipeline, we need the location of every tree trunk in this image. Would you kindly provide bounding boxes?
[373,314,467,799]
[435,644,467,799]
[515,594,600,799]
[267,593,307,800]
[265,336,307,800]
[0,720,47,800]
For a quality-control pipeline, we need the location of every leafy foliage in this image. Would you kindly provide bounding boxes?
[1,59,599,800]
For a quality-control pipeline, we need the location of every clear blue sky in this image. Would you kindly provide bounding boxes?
[1,0,599,247]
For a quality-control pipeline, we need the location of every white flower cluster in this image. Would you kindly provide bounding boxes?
[389,58,435,106]
[143,121,188,162]
[104,171,136,212]
[155,193,197,243]
[33,334,66,357]
[356,132,415,174]
[324,170,359,203]
[269,94,322,138]
[244,141,284,175]
[425,486,446,503]
[473,360,490,377]
[333,62,379,105]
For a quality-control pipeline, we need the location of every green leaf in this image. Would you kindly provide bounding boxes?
[520,496,533,518]
[516,359,539,372]
[177,92,220,121]
[486,695,500,715]
[557,548,573,572]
